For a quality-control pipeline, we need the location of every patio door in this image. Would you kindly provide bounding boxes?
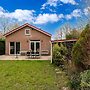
[30,41,40,55]
[16,42,20,54]
[10,42,20,55]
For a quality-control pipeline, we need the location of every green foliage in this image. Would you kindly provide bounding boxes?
[53,43,68,67]
[68,70,90,90]
[80,70,90,89]
[66,62,81,90]
[66,29,81,39]
[0,38,5,41]
[0,41,5,55]
[69,72,81,90]
[72,24,90,72]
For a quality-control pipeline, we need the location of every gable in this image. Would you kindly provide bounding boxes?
[4,23,51,37]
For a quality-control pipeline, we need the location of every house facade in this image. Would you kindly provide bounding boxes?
[4,23,51,55]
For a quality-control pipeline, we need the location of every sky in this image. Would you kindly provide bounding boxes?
[0,0,90,36]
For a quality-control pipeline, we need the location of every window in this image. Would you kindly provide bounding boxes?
[10,42,20,54]
[25,29,30,35]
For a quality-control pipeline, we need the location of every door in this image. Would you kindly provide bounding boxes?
[10,42,15,54]
[31,42,34,54]
[10,42,20,55]
[16,42,20,54]
[30,41,40,55]
[36,42,40,55]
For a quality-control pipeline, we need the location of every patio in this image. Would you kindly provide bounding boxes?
[0,55,51,60]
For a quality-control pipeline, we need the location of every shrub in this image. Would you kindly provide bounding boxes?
[69,72,81,90]
[52,43,68,67]
[0,40,5,55]
[0,38,5,41]
[72,24,90,72]
[80,70,90,89]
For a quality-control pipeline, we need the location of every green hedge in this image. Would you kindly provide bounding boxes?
[72,24,90,72]
[52,43,68,67]
[0,40,5,55]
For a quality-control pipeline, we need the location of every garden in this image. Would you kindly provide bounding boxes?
[52,24,90,90]
[0,60,68,90]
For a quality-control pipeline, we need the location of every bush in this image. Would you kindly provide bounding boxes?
[0,39,5,55]
[52,43,67,67]
[80,70,90,89]
[72,24,90,72]
[69,72,81,90]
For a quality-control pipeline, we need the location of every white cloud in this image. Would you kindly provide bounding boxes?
[59,14,64,18]
[72,9,81,17]
[0,6,63,24]
[0,6,89,25]
[65,14,72,20]
[0,6,5,16]
[41,0,77,9]
[6,9,35,22]
[34,13,64,24]
[65,9,82,20]
[41,0,58,9]
[0,7,35,23]
[84,7,90,15]
[0,6,5,12]
[60,0,77,5]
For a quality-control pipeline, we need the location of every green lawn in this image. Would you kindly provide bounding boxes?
[0,60,68,90]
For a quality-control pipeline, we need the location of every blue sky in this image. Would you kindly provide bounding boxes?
[0,0,90,35]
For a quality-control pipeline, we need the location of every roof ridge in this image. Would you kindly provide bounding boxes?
[4,23,52,37]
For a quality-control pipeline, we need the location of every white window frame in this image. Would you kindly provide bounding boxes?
[9,42,21,55]
[25,29,30,35]
[29,41,41,56]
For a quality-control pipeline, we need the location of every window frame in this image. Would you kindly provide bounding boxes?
[25,29,30,35]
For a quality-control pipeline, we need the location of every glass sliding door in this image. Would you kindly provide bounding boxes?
[36,42,40,55]
[10,42,20,55]
[16,42,20,54]
[31,42,34,54]
[10,42,15,54]
[30,41,40,56]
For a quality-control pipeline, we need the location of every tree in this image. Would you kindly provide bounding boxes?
[8,23,20,31]
[0,16,20,34]
[72,24,90,72]
[0,17,10,34]
[66,29,81,39]
[54,23,72,40]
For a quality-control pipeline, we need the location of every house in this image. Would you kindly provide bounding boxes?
[4,23,52,56]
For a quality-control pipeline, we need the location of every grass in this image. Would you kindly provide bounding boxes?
[0,60,68,90]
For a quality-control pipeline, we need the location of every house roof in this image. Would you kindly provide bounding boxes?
[4,23,52,37]
[51,39,77,43]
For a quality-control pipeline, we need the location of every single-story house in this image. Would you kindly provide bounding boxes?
[4,23,52,56]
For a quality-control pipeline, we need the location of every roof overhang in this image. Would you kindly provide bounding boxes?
[4,23,52,37]
[51,39,77,43]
